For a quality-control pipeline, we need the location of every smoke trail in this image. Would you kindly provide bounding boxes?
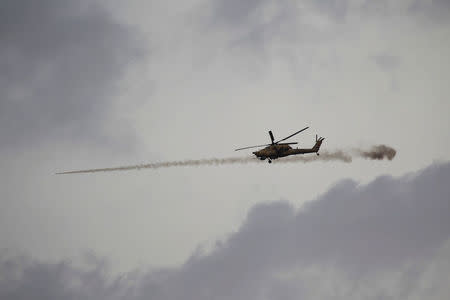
[56,145,396,174]
[56,157,258,174]
[273,150,352,164]
[356,144,396,160]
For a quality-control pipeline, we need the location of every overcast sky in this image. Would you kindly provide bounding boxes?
[1,0,449,299]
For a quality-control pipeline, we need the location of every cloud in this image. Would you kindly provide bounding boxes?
[372,54,400,72]
[206,0,300,51]
[211,0,270,27]
[206,0,450,51]
[1,162,449,299]
[0,0,146,150]
[410,0,450,20]
[0,253,136,300]
[210,0,348,30]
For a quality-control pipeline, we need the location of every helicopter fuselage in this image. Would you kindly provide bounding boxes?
[253,144,292,160]
[252,139,323,162]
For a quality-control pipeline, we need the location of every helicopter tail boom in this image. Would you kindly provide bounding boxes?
[287,135,325,155]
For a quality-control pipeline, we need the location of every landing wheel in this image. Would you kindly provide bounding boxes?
[268,159,272,164]
[316,153,320,156]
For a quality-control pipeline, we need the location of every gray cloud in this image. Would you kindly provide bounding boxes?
[410,0,450,19]
[1,162,449,299]
[207,0,450,51]
[211,0,348,30]
[372,54,400,72]
[312,0,348,20]
[211,0,269,27]
[0,253,136,300]
[0,0,146,150]
[208,0,299,50]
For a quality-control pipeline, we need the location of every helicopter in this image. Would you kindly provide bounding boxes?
[235,126,324,163]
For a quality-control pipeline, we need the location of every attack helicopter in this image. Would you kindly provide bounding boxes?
[235,127,324,163]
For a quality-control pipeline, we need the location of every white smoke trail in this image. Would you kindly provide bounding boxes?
[55,145,396,175]
[273,150,352,164]
[56,157,258,174]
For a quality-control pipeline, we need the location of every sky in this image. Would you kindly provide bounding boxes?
[0,0,449,299]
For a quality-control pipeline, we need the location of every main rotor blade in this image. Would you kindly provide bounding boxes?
[235,144,270,151]
[269,131,275,144]
[275,126,309,143]
[277,142,298,145]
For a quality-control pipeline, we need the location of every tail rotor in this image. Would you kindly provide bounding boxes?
[314,134,325,155]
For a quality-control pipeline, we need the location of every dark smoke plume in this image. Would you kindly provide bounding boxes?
[357,144,396,160]
[56,145,396,174]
